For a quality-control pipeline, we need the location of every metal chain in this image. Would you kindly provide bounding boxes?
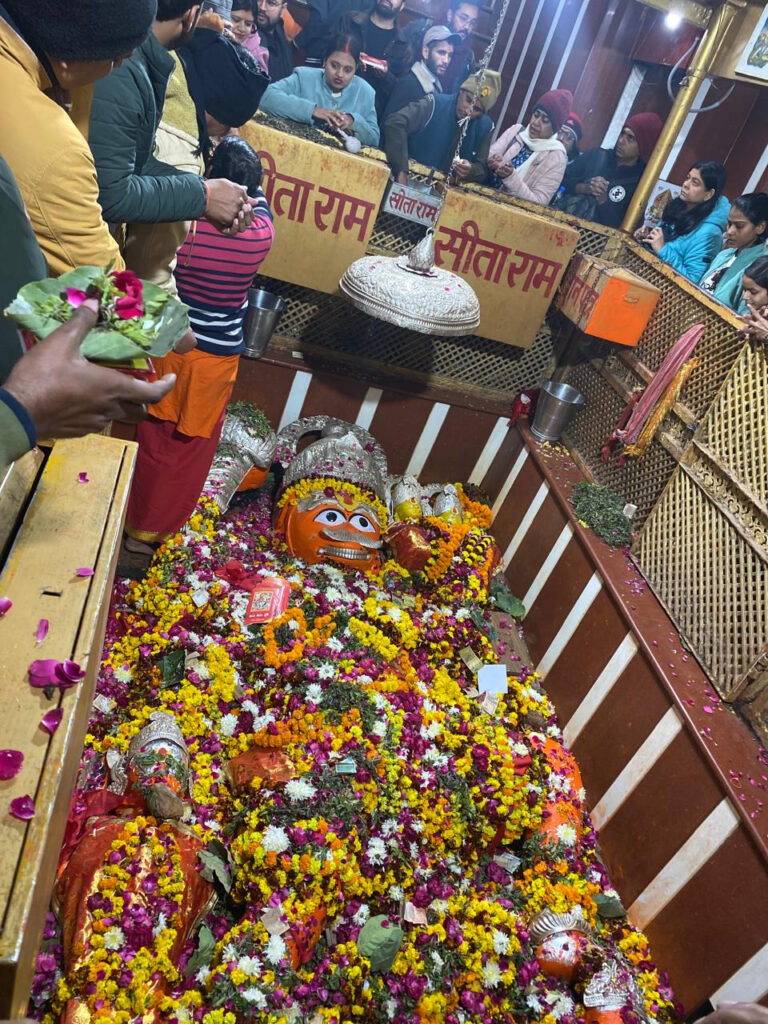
[446,0,515,183]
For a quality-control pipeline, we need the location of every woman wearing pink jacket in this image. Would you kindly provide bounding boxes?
[487,88,572,206]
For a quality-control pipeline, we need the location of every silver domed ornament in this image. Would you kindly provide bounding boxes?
[339,229,481,336]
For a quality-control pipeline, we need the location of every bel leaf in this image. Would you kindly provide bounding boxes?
[595,892,626,919]
[160,649,186,689]
[490,577,526,618]
[185,924,216,976]
[198,842,233,893]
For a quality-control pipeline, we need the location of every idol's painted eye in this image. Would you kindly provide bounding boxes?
[315,508,345,526]
[349,513,376,533]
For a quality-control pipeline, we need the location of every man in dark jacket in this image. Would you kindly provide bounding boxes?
[344,0,410,120]
[382,24,459,121]
[89,0,251,235]
[441,0,478,93]
[559,112,663,227]
[383,69,500,184]
[295,0,369,63]
[255,0,294,81]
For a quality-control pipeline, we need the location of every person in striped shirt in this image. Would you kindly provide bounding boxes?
[125,136,274,550]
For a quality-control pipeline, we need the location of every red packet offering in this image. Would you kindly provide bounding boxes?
[360,53,388,72]
[21,328,37,353]
[245,578,291,624]
[103,356,157,381]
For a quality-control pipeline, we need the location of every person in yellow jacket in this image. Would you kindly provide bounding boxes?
[0,0,156,276]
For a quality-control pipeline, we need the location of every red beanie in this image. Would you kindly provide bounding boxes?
[624,112,663,162]
[533,89,573,132]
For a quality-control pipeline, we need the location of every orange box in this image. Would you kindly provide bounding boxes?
[556,254,660,347]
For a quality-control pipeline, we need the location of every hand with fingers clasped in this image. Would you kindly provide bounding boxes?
[204,178,255,235]
[3,299,177,440]
[313,107,354,132]
[740,302,768,343]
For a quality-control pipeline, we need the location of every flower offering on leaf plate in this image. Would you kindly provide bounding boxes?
[4,264,190,367]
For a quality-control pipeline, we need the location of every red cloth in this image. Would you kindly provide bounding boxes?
[125,411,227,543]
[602,323,703,462]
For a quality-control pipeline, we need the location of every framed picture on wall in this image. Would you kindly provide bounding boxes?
[644,179,681,227]
[735,3,768,81]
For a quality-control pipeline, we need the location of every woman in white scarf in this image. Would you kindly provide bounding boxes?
[487,88,572,206]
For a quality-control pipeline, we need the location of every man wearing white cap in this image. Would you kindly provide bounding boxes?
[382,24,460,121]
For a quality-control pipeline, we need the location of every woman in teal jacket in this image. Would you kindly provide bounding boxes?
[261,33,380,148]
[636,162,728,283]
[699,192,768,313]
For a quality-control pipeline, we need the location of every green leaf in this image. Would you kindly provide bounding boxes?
[160,649,186,689]
[4,265,190,362]
[185,924,216,976]
[469,606,496,640]
[490,577,525,618]
[198,840,233,892]
[570,481,632,547]
[595,892,626,919]
[356,915,403,973]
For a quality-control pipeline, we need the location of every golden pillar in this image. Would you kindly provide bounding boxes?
[621,0,745,232]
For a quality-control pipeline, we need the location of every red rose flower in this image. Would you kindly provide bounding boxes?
[110,269,145,320]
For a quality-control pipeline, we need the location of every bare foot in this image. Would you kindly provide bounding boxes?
[123,535,156,556]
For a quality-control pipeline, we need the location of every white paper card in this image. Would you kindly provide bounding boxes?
[477,664,508,694]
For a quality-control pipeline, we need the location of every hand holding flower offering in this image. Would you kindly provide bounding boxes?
[4,265,191,365]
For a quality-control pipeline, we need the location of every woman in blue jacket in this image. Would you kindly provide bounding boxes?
[260,33,380,148]
[699,192,768,313]
[636,162,728,283]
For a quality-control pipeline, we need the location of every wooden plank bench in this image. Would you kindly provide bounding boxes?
[0,435,135,1017]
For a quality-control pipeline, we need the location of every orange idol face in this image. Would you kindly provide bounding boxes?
[278,487,384,571]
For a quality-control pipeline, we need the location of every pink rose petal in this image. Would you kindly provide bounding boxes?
[78,472,89,484]
[64,288,88,308]
[75,567,94,578]
[40,708,64,735]
[28,658,85,690]
[36,619,49,644]
[28,659,60,688]
[702,705,714,714]
[9,795,35,821]
[0,597,11,616]
[0,749,24,780]
[55,659,86,689]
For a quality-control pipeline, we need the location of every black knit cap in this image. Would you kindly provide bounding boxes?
[3,0,157,61]
[181,28,268,128]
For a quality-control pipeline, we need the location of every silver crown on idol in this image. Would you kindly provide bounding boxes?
[277,416,389,506]
[203,406,278,513]
[584,959,648,1018]
[528,906,591,945]
[127,711,188,763]
[107,712,192,798]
